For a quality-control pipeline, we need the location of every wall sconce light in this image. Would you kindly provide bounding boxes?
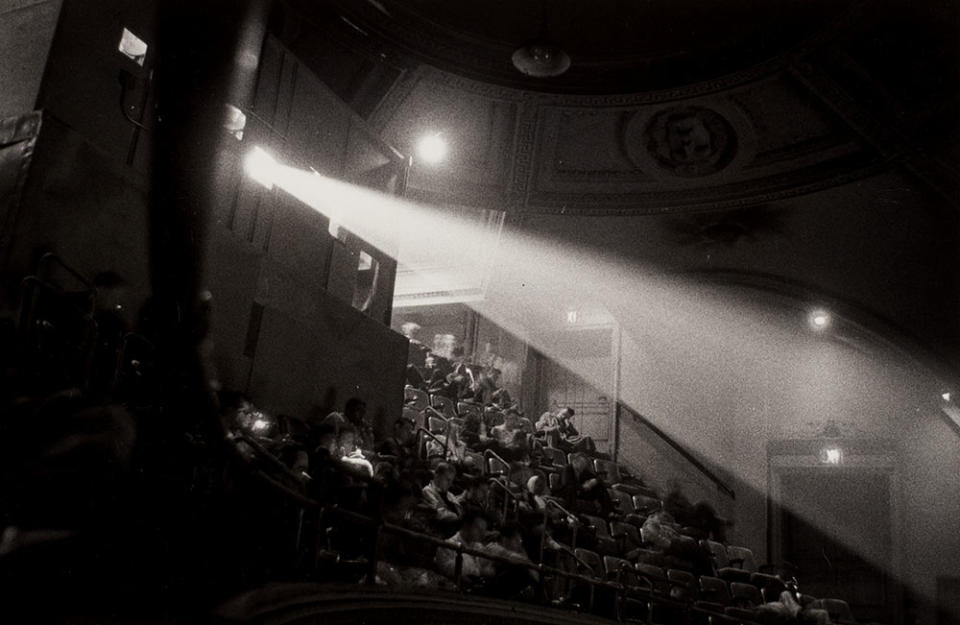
[819,447,843,465]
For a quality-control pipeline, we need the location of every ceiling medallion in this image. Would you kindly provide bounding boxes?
[643,106,738,177]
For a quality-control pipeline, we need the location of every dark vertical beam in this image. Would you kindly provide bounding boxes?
[149,0,272,422]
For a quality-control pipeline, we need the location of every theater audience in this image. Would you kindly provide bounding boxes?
[480,522,538,597]
[377,417,415,459]
[472,367,501,406]
[422,462,463,529]
[208,358,830,621]
[454,474,491,519]
[639,497,714,575]
[536,407,595,453]
[322,398,374,451]
[560,453,615,517]
[427,421,468,464]
[435,510,490,582]
[489,409,529,460]
[336,425,374,478]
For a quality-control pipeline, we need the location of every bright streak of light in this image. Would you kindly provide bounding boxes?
[244,146,953,603]
[244,146,278,189]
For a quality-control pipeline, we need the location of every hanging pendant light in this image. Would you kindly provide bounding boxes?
[512,0,571,77]
[512,43,571,77]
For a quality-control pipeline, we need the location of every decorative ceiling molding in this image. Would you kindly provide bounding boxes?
[367,68,422,133]
[521,155,888,216]
[621,99,758,181]
[506,101,541,213]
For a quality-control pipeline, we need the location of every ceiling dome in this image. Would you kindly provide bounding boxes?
[323,0,857,94]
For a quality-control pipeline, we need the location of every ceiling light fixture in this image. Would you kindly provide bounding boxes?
[512,43,571,78]
[512,0,571,77]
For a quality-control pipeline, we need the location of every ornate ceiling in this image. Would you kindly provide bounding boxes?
[324,0,857,95]
[278,0,959,218]
[275,0,960,369]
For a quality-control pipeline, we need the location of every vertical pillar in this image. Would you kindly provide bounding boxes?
[149,0,272,420]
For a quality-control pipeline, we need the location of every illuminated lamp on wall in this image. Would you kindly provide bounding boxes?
[809,309,831,331]
[566,310,579,324]
[819,447,843,465]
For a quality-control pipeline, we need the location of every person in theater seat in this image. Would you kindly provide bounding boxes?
[489,409,529,460]
[336,425,374,478]
[422,462,462,531]
[561,453,615,517]
[435,509,491,582]
[480,522,538,598]
[536,407,595,453]
[322,397,374,451]
[377,417,415,460]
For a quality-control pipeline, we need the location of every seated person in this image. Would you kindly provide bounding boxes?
[471,367,501,406]
[405,364,426,390]
[427,369,453,397]
[454,475,491,518]
[490,387,513,409]
[521,475,551,515]
[489,409,529,460]
[536,407,595,453]
[377,417,416,459]
[434,510,491,583]
[560,453,615,517]
[426,422,468,464]
[305,424,358,504]
[322,398,374,450]
[479,522,538,598]
[421,462,463,529]
[686,499,730,543]
[336,425,374,478]
[640,506,714,575]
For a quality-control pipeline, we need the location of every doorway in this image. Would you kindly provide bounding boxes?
[769,443,900,625]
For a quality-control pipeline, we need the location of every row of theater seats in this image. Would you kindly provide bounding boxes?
[391,386,860,624]
[565,549,854,625]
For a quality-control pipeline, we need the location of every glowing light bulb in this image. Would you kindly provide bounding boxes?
[416,133,447,165]
[244,146,278,189]
[252,418,270,431]
[942,392,952,402]
[809,310,830,330]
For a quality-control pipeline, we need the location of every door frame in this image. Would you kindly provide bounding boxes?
[767,438,902,625]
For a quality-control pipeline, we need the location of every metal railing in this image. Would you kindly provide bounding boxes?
[416,427,451,461]
[224,429,764,625]
[620,402,736,500]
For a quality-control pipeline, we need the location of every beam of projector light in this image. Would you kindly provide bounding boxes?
[244,146,279,189]
[248,149,951,604]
